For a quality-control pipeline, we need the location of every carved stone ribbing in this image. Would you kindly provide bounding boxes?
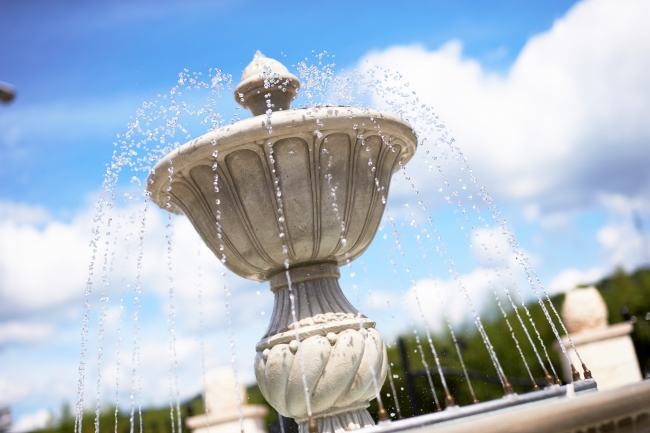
[149,108,416,282]
[263,277,362,338]
[254,327,388,428]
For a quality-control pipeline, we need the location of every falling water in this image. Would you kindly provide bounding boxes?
[73,51,602,433]
[263,129,315,425]
[112,219,130,433]
[530,267,587,369]
[405,125,561,387]
[75,108,137,433]
[196,248,212,432]
[491,287,538,389]
[482,252,556,384]
[93,215,115,433]
[74,209,101,433]
[470,231,539,388]
[283,265,315,422]
[429,227,509,391]
[165,214,183,433]
[223,284,246,433]
[516,287,562,384]
[72,64,239,433]
[359,59,589,386]
[278,416,285,433]
[434,127,585,379]
[385,362,402,419]
[114,279,126,433]
[386,215,455,406]
[130,198,149,433]
[414,232,477,403]
[210,134,246,431]
[414,332,441,411]
[94,293,109,433]
[352,284,388,421]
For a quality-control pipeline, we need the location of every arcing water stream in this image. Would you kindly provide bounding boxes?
[72,51,589,433]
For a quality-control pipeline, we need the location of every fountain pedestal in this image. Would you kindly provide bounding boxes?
[254,264,387,433]
[554,287,642,389]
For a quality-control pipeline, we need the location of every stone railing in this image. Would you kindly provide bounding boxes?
[386,380,650,433]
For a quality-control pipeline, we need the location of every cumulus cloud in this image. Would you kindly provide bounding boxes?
[404,267,501,335]
[0,377,30,406]
[0,322,54,346]
[360,0,650,212]
[0,205,92,314]
[547,267,606,294]
[0,197,272,413]
[0,197,258,321]
[596,193,650,270]
[8,409,51,433]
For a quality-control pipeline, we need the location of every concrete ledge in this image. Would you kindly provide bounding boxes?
[555,322,634,347]
[395,380,650,433]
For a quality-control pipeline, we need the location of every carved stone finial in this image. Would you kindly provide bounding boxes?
[234,51,300,116]
[561,286,608,334]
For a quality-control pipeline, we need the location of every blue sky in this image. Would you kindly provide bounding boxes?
[2,0,650,431]
[0,0,578,213]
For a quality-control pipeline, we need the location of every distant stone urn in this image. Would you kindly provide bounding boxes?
[148,52,416,433]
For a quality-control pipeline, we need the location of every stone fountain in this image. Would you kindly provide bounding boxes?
[147,53,650,433]
[148,52,416,433]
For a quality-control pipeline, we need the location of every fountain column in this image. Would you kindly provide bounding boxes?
[254,263,388,433]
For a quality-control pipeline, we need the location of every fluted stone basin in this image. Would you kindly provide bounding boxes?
[147,106,416,281]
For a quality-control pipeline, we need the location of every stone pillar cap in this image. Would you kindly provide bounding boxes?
[562,286,609,334]
[234,51,300,115]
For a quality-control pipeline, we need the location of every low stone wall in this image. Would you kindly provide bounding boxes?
[418,380,650,433]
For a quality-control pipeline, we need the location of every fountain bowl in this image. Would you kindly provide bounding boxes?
[148,106,417,281]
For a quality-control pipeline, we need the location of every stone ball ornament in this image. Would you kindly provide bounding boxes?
[147,52,416,433]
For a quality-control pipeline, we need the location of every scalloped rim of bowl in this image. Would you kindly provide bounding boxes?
[147,106,417,213]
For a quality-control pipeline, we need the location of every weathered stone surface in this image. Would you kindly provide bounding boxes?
[148,107,416,282]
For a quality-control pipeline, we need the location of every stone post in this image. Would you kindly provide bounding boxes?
[553,286,642,389]
[186,368,268,433]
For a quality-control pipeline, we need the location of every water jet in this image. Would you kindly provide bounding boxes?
[124,51,650,433]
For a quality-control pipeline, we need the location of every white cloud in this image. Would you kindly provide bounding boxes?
[596,194,650,271]
[8,409,51,433]
[0,198,254,319]
[539,193,650,294]
[0,377,30,405]
[0,210,92,313]
[547,267,606,294]
[0,196,273,415]
[0,322,54,346]
[360,0,650,211]
[0,202,51,225]
[405,268,494,334]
